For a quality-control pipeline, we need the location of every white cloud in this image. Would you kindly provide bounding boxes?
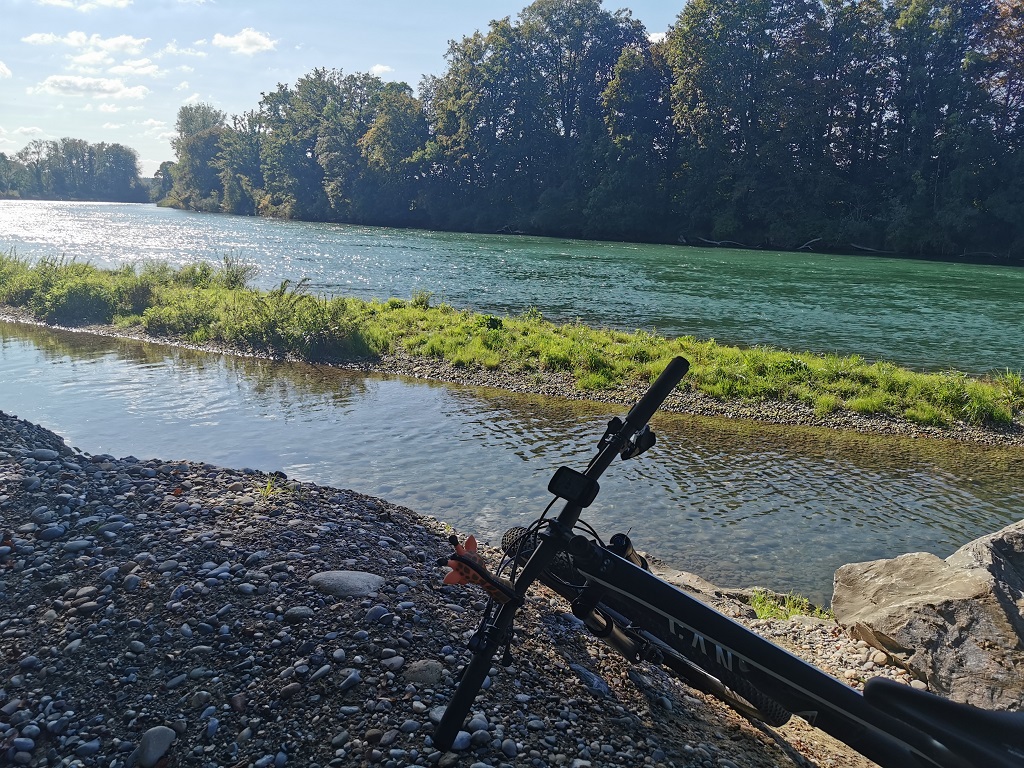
[212,28,276,56]
[174,80,190,91]
[98,103,121,112]
[0,61,11,78]
[22,32,69,45]
[95,34,149,54]
[182,92,200,103]
[102,121,123,128]
[370,64,393,76]
[648,32,666,44]
[69,49,115,72]
[108,57,162,77]
[36,0,134,10]
[16,126,46,136]
[22,31,149,55]
[159,41,208,58]
[141,118,165,127]
[30,74,149,99]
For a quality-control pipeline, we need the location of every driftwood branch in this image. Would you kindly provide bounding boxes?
[697,237,750,249]
[850,243,897,254]
[797,237,822,251]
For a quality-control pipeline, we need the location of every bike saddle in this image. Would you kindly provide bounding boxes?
[864,676,1024,766]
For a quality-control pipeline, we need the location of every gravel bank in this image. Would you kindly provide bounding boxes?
[2,307,1022,448]
[1,410,920,767]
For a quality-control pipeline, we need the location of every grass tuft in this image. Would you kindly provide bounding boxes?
[749,588,834,621]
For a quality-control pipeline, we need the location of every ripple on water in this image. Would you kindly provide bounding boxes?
[2,318,1023,606]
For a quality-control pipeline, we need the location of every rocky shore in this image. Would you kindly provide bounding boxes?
[2,409,922,768]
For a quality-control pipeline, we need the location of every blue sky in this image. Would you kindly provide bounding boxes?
[1,0,685,175]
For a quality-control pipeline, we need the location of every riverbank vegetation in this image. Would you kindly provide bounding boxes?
[144,0,1024,261]
[2,252,1021,429]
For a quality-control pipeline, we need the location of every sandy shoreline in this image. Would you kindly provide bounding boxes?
[3,308,1022,449]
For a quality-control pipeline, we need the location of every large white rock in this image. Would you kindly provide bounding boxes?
[832,520,1024,710]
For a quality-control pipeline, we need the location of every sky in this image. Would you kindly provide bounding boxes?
[1,0,685,176]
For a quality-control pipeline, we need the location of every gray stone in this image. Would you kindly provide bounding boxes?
[283,606,314,623]
[135,725,177,768]
[833,519,1024,709]
[403,659,444,685]
[309,570,385,598]
[38,526,66,541]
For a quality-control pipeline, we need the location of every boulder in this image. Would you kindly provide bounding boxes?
[832,520,1024,710]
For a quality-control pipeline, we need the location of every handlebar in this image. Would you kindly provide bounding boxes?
[625,356,689,428]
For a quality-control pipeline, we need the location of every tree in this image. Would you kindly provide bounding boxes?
[0,152,28,197]
[578,42,676,240]
[93,142,145,201]
[169,103,227,210]
[173,103,227,154]
[258,69,347,219]
[216,111,265,215]
[421,0,648,234]
[154,160,176,202]
[15,140,52,197]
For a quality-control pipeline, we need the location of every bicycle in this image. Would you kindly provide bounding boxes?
[433,356,1024,767]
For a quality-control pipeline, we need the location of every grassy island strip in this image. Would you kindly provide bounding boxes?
[2,253,1021,429]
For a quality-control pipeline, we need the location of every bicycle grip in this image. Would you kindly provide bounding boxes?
[625,356,689,428]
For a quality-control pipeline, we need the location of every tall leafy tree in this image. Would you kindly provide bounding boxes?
[258,68,354,219]
[586,41,677,239]
[170,102,227,210]
[357,82,430,224]
[216,111,265,215]
[15,140,51,198]
[93,142,145,201]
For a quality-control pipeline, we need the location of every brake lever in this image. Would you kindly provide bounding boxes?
[597,417,624,452]
[621,425,656,460]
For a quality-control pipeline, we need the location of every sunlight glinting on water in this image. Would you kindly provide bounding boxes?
[2,201,1022,373]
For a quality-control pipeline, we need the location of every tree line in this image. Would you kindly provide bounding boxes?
[151,0,1024,260]
[0,138,149,203]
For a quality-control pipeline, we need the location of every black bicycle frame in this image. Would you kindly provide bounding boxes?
[566,538,971,768]
[433,355,1016,767]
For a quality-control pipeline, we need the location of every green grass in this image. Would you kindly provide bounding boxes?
[749,589,835,621]
[0,250,1020,430]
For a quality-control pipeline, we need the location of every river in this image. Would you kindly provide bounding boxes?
[2,202,1022,605]
[2,200,1022,373]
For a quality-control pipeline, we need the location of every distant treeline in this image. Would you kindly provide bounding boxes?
[154,0,1022,260]
[0,138,149,203]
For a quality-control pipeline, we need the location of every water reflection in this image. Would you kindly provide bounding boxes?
[3,318,1022,606]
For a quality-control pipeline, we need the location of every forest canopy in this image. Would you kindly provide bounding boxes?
[13,0,1024,261]
[0,138,148,203]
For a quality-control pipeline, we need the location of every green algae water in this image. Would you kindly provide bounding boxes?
[3,319,1022,607]
[1,200,1021,374]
